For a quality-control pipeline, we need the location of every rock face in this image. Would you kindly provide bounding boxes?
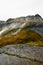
[0,44,43,65]
[0,14,43,65]
[0,14,43,37]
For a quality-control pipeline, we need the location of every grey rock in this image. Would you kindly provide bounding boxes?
[0,44,43,65]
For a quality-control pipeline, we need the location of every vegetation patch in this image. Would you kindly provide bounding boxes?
[0,28,43,47]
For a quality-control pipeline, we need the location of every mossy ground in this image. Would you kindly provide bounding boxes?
[27,41,43,46]
[0,29,43,47]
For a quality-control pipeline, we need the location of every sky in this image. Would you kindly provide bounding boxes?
[0,0,43,20]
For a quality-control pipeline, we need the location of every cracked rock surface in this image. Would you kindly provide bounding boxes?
[0,44,43,65]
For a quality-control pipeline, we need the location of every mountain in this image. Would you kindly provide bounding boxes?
[25,14,43,22]
[14,14,43,22]
[0,14,43,36]
[0,14,43,47]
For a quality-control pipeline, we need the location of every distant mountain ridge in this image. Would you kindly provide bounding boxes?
[0,14,43,37]
[13,14,43,22]
[0,14,43,23]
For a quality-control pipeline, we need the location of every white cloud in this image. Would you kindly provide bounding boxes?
[0,0,43,20]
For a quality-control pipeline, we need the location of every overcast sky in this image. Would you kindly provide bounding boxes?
[0,0,43,20]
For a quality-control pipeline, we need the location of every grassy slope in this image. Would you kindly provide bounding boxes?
[0,28,43,47]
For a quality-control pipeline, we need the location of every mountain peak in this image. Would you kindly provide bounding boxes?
[6,18,14,22]
[35,14,42,18]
